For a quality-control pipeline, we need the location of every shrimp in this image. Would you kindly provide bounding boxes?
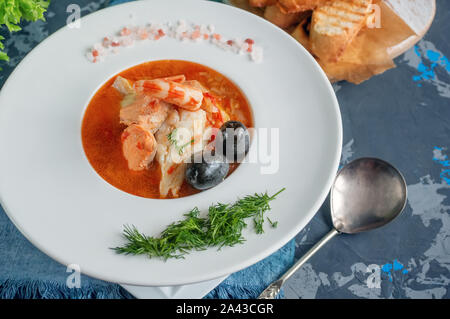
[162,74,186,83]
[183,80,207,91]
[179,79,230,127]
[121,124,157,171]
[112,76,135,95]
[134,79,203,111]
[113,75,185,96]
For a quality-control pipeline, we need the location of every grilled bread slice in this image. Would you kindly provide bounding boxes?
[310,0,373,62]
[264,4,304,29]
[249,0,277,8]
[278,0,332,13]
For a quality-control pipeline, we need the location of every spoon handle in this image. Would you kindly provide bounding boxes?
[258,228,339,299]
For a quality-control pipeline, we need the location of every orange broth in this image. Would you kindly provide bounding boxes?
[81,60,253,198]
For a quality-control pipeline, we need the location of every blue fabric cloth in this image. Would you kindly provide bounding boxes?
[0,0,295,299]
[205,242,294,299]
[0,201,294,298]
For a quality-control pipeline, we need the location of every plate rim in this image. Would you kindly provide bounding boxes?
[0,0,342,286]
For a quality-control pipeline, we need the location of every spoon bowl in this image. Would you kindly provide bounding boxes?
[331,158,407,234]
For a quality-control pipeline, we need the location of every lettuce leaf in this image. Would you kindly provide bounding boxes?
[0,0,50,69]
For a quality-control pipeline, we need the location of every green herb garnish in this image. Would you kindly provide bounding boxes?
[267,217,278,228]
[167,128,193,155]
[0,1,50,69]
[113,188,285,260]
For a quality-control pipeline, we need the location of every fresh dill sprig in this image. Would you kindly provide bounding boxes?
[113,188,286,260]
[167,128,194,155]
[167,128,179,153]
[267,217,278,228]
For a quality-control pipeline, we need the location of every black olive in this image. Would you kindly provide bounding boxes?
[216,121,250,162]
[185,151,229,190]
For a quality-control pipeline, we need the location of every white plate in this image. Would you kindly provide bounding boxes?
[121,276,227,299]
[0,0,341,286]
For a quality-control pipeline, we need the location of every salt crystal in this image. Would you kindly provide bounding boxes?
[121,37,135,47]
[200,24,208,34]
[86,20,263,64]
[93,43,103,51]
[86,51,95,62]
[251,46,263,63]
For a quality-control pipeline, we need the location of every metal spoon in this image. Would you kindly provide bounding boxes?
[258,157,407,299]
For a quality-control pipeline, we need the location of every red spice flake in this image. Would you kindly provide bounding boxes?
[213,33,221,41]
[111,41,120,47]
[212,110,224,127]
[203,34,209,40]
[203,92,216,104]
[167,164,177,175]
[121,27,132,36]
[247,44,253,53]
[147,100,158,110]
[154,35,161,40]
[92,50,99,57]
[226,40,233,46]
[244,38,254,45]
[121,131,130,143]
[158,29,165,37]
[136,142,144,150]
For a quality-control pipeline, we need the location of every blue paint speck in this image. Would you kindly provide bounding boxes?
[433,147,450,185]
[427,50,440,62]
[393,259,404,271]
[414,46,421,57]
[441,170,450,185]
[381,260,408,282]
[381,263,394,281]
[381,263,393,273]
[411,46,450,86]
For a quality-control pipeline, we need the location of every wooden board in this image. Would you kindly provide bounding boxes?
[227,0,436,59]
[386,0,436,59]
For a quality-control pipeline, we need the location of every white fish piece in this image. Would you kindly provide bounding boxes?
[155,108,208,197]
